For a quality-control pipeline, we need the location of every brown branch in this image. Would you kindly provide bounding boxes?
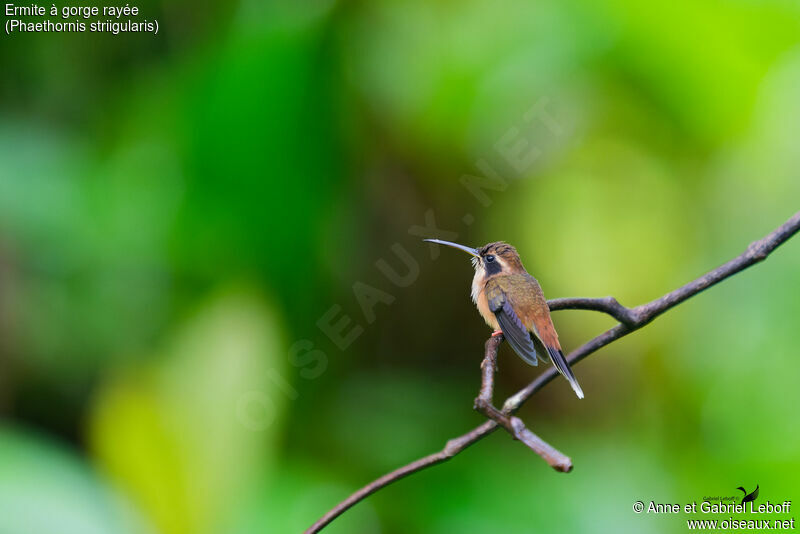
[547,296,638,326]
[473,336,572,472]
[305,209,800,534]
[304,421,499,533]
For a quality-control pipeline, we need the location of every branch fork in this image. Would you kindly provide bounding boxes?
[473,335,573,472]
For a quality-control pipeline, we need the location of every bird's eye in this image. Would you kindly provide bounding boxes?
[485,255,495,263]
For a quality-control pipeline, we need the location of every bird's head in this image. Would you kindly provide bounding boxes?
[424,239,526,277]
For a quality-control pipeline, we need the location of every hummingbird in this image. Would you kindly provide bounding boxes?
[425,239,584,399]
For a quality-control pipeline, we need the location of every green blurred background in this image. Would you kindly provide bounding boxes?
[2,1,800,532]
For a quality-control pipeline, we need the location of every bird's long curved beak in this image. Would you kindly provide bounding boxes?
[423,239,480,257]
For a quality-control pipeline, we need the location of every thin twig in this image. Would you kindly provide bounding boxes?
[304,421,499,533]
[476,336,502,404]
[547,296,638,326]
[305,209,800,534]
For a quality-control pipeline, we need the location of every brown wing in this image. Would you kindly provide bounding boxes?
[485,278,539,366]
[493,274,584,399]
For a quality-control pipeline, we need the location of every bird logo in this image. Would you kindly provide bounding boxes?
[736,484,759,505]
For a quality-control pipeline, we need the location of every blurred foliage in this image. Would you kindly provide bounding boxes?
[0,426,147,534]
[88,288,284,534]
[1,0,799,533]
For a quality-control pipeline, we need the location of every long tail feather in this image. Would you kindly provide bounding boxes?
[546,346,584,399]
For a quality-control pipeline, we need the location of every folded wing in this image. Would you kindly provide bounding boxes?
[486,280,539,366]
